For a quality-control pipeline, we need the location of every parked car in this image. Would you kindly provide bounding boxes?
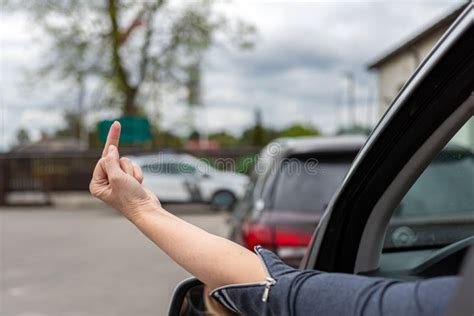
[168,4,474,315]
[129,153,249,209]
[229,136,366,267]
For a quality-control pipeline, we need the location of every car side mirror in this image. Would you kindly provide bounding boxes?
[169,278,234,316]
[168,277,204,316]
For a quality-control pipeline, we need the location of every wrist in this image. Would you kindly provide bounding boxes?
[128,200,167,225]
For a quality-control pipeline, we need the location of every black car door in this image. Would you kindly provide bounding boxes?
[302,3,474,277]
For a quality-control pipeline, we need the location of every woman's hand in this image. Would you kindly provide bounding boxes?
[89,121,159,221]
[89,122,265,294]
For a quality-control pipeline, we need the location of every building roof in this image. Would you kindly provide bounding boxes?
[367,3,467,70]
[10,138,84,153]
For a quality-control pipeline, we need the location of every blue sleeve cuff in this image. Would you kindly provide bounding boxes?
[209,246,307,315]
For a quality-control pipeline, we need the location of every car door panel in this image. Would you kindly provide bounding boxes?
[143,174,191,202]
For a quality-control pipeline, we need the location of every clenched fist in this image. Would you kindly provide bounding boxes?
[89,121,160,221]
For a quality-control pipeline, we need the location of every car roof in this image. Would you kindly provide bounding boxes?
[269,135,367,156]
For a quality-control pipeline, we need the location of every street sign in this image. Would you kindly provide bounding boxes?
[98,117,151,145]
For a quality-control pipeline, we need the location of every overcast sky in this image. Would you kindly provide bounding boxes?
[0,0,464,151]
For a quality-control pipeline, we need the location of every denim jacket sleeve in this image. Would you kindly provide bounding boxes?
[209,246,459,316]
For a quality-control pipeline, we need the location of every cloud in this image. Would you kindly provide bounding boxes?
[0,1,464,151]
[198,0,462,134]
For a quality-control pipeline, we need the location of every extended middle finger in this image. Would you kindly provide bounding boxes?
[102,121,121,158]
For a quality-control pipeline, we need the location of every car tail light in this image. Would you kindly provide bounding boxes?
[274,229,312,247]
[242,222,273,250]
[274,229,312,262]
[242,223,312,262]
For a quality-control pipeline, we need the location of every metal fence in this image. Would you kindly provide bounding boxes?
[0,147,260,205]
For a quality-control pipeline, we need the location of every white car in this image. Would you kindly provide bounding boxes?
[128,153,249,209]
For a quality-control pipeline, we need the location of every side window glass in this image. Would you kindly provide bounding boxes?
[142,163,166,174]
[167,163,180,175]
[384,118,474,250]
[179,164,197,175]
[142,163,175,175]
[141,162,197,175]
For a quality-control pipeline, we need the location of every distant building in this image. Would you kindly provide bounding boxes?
[184,139,220,151]
[368,4,472,150]
[10,137,83,153]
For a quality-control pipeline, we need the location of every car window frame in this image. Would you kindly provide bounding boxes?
[302,3,474,273]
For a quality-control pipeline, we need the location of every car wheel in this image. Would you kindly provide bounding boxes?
[210,191,236,211]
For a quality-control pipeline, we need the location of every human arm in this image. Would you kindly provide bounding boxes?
[90,122,459,315]
[89,122,266,291]
[210,247,459,316]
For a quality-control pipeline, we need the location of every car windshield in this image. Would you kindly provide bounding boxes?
[271,156,353,213]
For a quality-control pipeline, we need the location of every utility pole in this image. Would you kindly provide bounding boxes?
[334,91,342,132]
[77,76,89,150]
[366,86,374,129]
[186,61,208,148]
[345,71,356,127]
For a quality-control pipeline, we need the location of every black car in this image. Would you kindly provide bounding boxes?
[169,4,474,315]
[229,136,366,267]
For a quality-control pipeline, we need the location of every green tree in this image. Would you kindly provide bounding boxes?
[188,130,201,141]
[240,108,279,146]
[53,111,85,139]
[5,0,256,116]
[152,129,183,148]
[336,124,372,136]
[16,128,30,145]
[278,123,321,138]
[208,131,239,147]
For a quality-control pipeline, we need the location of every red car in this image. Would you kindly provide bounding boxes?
[229,136,366,267]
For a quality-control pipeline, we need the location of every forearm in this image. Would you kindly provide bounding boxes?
[131,206,266,290]
[91,125,264,291]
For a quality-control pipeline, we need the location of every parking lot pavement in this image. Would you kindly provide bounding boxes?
[0,203,230,316]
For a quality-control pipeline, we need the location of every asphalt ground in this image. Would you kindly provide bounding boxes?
[0,199,229,316]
